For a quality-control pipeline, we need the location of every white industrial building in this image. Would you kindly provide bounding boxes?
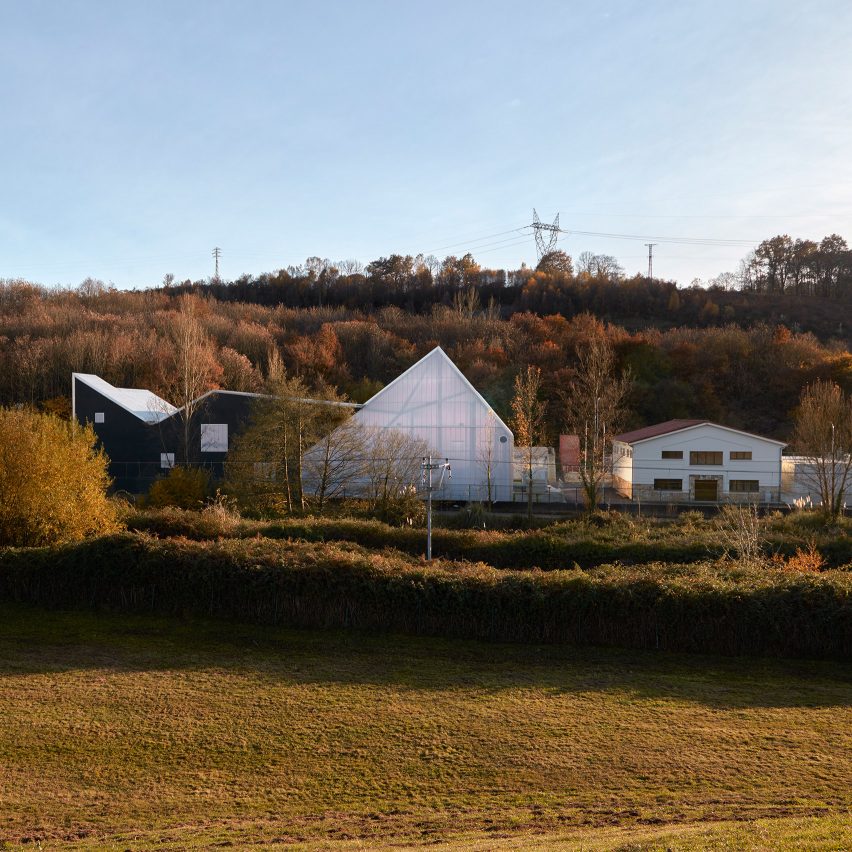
[612,420,785,503]
[311,347,515,502]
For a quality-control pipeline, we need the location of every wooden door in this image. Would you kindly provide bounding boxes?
[694,479,718,501]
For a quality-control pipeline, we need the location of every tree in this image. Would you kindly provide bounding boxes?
[536,250,574,276]
[576,252,623,280]
[302,417,368,513]
[793,380,852,518]
[160,295,221,463]
[361,426,429,513]
[476,409,499,508]
[510,365,546,519]
[224,351,342,514]
[0,408,118,546]
[561,337,629,512]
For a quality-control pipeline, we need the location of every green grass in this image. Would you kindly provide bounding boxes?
[0,605,849,849]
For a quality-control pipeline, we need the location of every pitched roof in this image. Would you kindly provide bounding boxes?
[614,419,706,444]
[614,419,786,447]
[73,373,178,423]
[359,346,512,434]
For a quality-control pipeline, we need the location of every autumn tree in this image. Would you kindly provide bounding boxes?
[536,249,574,275]
[561,337,629,512]
[0,408,118,546]
[160,295,221,463]
[793,380,852,518]
[225,351,341,514]
[476,409,499,507]
[510,365,546,519]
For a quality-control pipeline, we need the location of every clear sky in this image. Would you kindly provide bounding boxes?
[2,0,851,288]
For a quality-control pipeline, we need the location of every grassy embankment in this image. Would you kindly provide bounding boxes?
[0,605,850,850]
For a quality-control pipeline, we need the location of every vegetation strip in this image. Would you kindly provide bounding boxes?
[1,533,849,658]
[125,508,852,570]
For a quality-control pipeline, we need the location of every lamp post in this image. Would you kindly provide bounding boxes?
[421,455,451,559]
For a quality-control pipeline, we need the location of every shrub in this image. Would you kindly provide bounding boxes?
[145,466,211,510]
[0,534,848,659]
[0,407,118,546]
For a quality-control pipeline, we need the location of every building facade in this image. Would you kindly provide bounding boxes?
[612,420,785,503]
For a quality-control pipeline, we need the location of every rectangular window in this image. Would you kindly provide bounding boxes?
[160,452,175,470]
[730,451,752,460]
[654,478,683,491]
[94,412,105,424]
[729,479,759,493]
[690,451,723,465]
[200,423,228,453]
[661,450,683,459]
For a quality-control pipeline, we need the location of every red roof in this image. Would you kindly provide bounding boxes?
[614,419,707,444]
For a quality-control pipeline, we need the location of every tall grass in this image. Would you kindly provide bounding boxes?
[124,508,852,570]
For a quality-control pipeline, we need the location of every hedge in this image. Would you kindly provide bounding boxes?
[1,533,849,659]
[125,509,852,571]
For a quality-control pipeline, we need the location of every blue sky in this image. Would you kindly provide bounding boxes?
[1,0,851,288]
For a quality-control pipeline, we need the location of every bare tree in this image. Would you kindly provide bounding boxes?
[302,418,368,513]
[160,295,219,463]
[715,503,766,566]
[561,337,629,512]
[510,365,546,519]
[362,427,430,513]
[576,252,624,280]
[476,409,499,508]
[794,380,852,519]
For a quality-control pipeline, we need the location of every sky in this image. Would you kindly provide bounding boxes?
[1,0,851,288]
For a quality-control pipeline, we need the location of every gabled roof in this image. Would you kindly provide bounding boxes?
[359,346,512,434]
[73,373,178,423]
[614,419,786,447]
[614,420,707,444]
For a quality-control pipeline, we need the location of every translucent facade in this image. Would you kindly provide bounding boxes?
[307,347,514,502]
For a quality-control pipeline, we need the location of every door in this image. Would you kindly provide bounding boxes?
[694,479,718,501]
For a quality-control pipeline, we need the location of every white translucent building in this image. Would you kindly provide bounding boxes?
[308,347,514,502]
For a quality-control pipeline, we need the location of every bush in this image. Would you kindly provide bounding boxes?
[0,534,849,659]
[0,408,118,546]
[145,466,211,510]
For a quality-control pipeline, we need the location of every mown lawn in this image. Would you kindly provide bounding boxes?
[0,604,849,850]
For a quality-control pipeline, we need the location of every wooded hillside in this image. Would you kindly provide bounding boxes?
[2,276,850,441]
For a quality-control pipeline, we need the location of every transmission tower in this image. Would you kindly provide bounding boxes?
[212,246,221,280]
[531,209,560,260]
[645,243,656,280]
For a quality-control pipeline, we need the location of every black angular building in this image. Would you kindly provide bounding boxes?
[72,373,260,493]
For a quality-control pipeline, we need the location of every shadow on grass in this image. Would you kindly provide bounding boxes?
[1,603,850,711]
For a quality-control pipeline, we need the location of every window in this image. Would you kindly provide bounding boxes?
[200,423,228,453]
[654,478,683,491]
[690,451,722,465]
[729,479,759,493]
[730,451,752,460]
[160,452,175,470]
[94,412,105,424]
[661,450,683,459]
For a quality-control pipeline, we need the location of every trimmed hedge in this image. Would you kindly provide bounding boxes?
[125,509,852,571]
[1,533,850,659]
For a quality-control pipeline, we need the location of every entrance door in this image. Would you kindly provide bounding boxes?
[694,479,718,501]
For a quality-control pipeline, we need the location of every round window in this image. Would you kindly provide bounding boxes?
[499,435,507,443]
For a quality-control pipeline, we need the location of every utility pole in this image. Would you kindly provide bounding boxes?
[421,455,451,559]
[212,247,221,280]
[645,243,656,281]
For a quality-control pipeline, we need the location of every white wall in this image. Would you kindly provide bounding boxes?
[627,424,783,499]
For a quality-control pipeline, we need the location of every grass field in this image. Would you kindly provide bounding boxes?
[0,604,850,850]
